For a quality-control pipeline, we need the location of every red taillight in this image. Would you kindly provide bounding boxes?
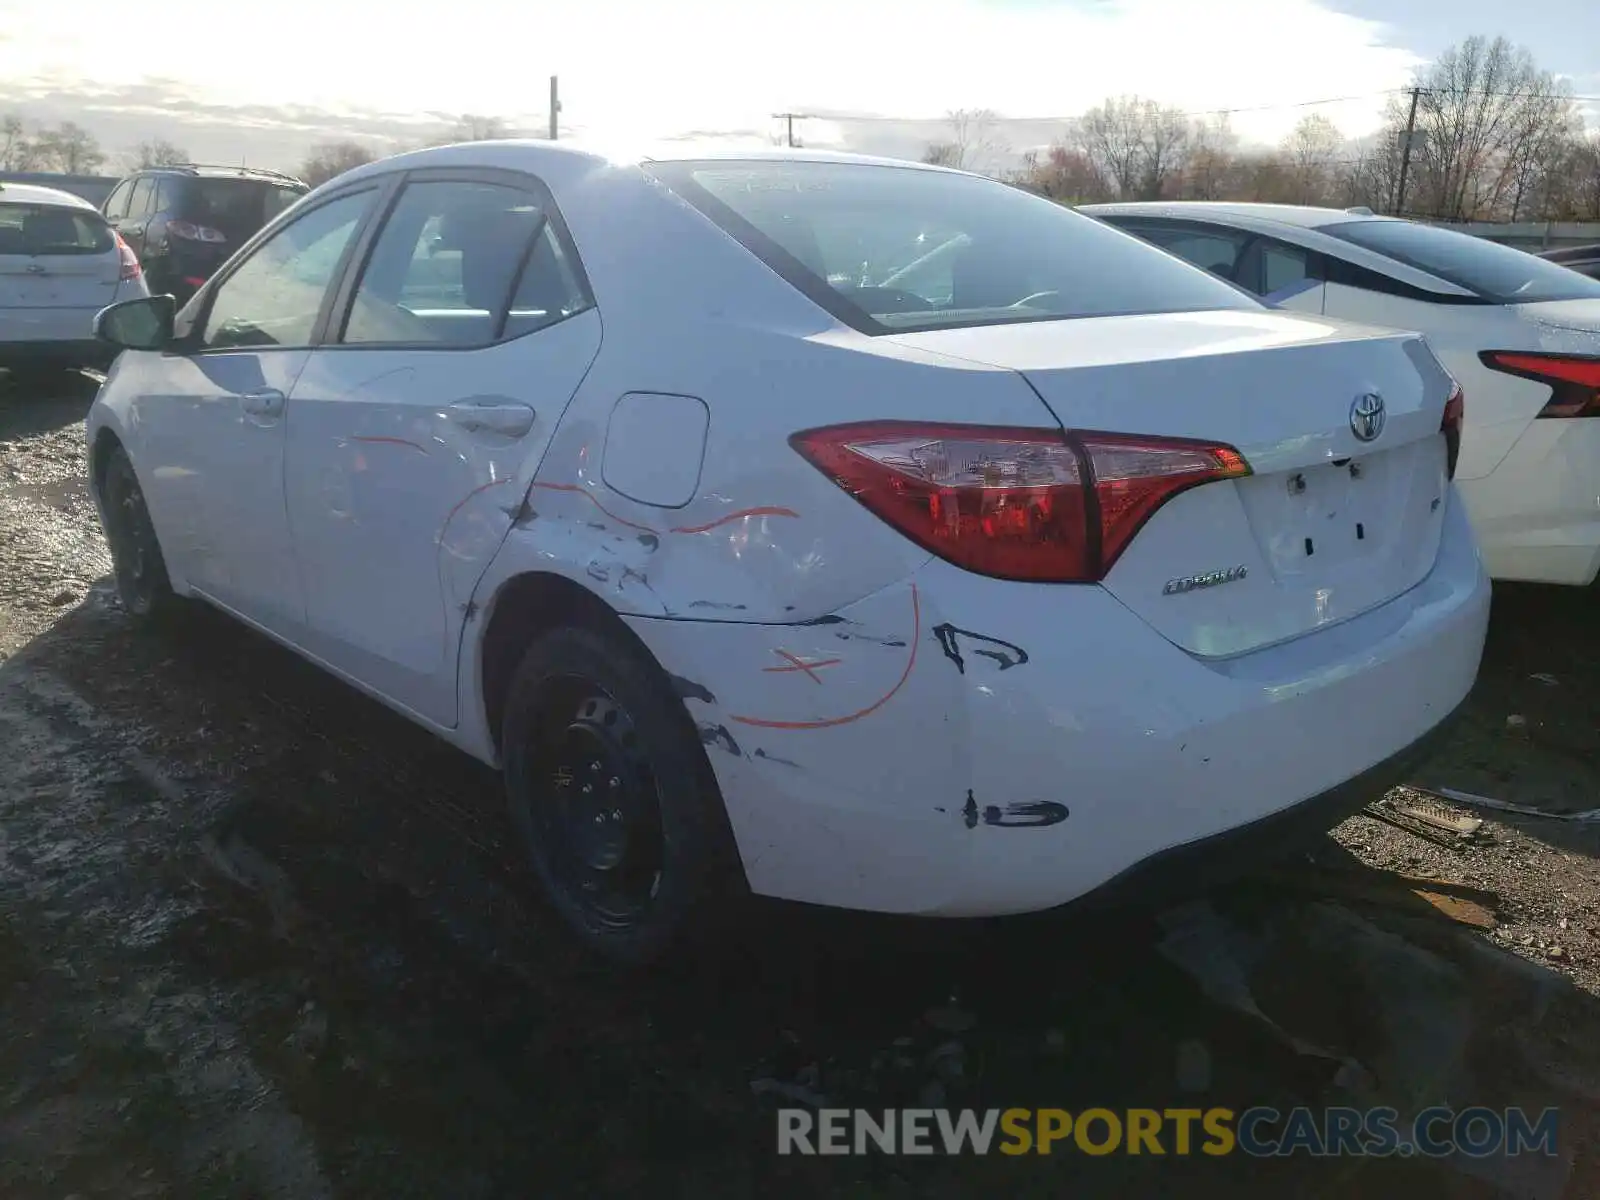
[1480,351,1600,419]
[114,232,141,281]
[167,219,227,244]
[1441,384,1464,480]
[790,421,1250,583]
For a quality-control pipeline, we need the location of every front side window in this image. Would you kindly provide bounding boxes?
[199,190,372,350]
[1324,219,1600,304]
[1127,223,1250,283]
[0,204,114,256]
[648,161,1255,334]
[342,178,586,346]
[102,181,133,220]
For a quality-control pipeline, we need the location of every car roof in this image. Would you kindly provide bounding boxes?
[1080,200,1384,232]
[0,181,100,212]
[325,138,963,192]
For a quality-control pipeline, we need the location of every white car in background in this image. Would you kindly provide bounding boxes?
[0,181,147,389]
[85,146,1486,963]
[1085,202,1600,587]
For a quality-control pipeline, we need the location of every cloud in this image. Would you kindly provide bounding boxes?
[0,0,1422,169]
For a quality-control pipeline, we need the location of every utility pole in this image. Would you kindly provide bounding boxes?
[1394,86,1421,216]
[772,112,806,147]
[549,76,560,141]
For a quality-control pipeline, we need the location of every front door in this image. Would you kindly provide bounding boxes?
[284,171,601,726]
[148,186,380,634]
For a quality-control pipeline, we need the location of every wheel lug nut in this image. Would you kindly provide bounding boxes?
[609,777,621,789]
[582,784,592,795]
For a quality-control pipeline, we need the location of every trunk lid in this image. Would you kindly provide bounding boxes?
[1510,298,1600,338]
[888,310,1456,657]
[0,201,121,310]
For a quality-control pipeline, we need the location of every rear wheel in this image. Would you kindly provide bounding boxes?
[100,446,177,620]
[502,625,739,966]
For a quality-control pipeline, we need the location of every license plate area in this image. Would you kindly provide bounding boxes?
[1236,452,1404,577]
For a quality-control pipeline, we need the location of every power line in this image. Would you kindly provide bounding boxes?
[775,86,1600,131]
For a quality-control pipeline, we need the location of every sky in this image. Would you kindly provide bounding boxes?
[0,0,1596,173]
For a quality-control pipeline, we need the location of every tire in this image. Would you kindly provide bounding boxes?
[501,624,740,966]
[100,446,178,620]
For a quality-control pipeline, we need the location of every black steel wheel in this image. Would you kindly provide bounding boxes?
[100,446,176,619]
[502,624,739,965]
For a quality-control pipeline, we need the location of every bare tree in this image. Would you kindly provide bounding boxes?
[921,141,963,167]
[128,138,188,171]
[1013,144,1110,203]
[0,115,41,171]
[1076,96,1191,200]
[947,108,1008,174]
[1075,96,1147,198]
[1182,117,1239,201]
[1402,36,1572,221]
[448,114,513,142]
[299,140,377,188]
[29,122,105,174]
[1282,114,1343,204]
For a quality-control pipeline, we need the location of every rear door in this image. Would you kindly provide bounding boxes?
[0,201,122,336]
[283,167,601,726]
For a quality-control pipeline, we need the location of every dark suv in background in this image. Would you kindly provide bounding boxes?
[100,165,308,303]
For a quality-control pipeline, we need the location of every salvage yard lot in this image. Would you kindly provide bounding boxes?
[3,374,1600,1198]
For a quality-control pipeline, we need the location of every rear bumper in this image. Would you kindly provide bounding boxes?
[1068,698,1464,912]
[627,489,1491,917]
[1460,418,1600,586]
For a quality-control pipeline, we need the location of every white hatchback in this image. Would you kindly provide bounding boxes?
[85,145,1489,963]
[0,181,147,386]
[1087,202,1600,587]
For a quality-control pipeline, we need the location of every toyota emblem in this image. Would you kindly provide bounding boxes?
[1350,392,1386,442]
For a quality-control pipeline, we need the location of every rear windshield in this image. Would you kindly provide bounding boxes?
[1325,220,1600,304]
[183,179,307,240]
[647,160,1257,334]
[0,203,113,256]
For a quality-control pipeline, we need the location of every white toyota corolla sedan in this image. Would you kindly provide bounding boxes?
[1085,201,1600,587]
[85,144,1488,962]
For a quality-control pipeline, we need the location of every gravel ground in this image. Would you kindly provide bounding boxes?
[3,369,1600,1198]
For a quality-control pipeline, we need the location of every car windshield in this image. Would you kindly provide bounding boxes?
[185,179,307,241]
[0,203,113,256]
[647,160,1257,334]
[1324,219,1600,304]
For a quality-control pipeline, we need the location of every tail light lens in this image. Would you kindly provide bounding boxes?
[1480,351,1600,419]
[167,219,227,244]
[113,233,141,281]
[1441,383,1464,480]
[790,421,1250,583]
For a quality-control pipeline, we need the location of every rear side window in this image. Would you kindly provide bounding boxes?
[128,178,155,217]
[648,160,1256,334]
[0,204,114,256]
[1324,220,1600,304]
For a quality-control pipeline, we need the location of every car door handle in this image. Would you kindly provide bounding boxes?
[446,401,536,438]
[240,388,286,419]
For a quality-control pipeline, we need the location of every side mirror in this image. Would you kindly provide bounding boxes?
[94,295,177,351]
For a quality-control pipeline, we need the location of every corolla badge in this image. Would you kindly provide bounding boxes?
[1163,565,1248,595]
[1350,392,1386,442]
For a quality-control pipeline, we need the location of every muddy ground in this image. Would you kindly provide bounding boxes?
[3,371,1600,1199]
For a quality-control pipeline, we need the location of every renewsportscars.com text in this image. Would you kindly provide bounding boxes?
[777,1106,1559,1158]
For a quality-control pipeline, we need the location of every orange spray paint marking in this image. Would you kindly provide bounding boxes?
[762,650,842,684]
[731,585,920,730]
[529,482,661,534]
[670,506,800,534]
